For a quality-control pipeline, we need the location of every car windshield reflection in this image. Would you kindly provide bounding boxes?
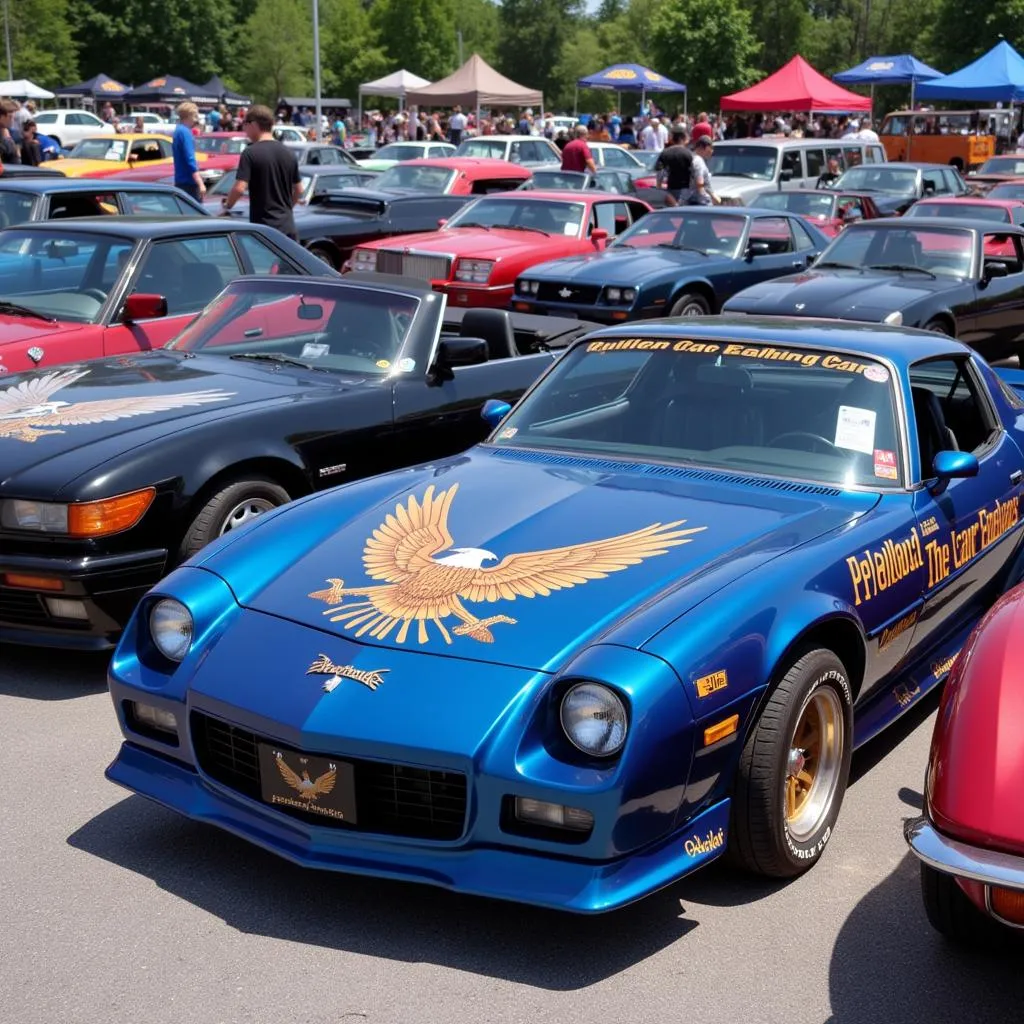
[376,165,456,192]
[818,224,975,277]
[834,166,918,196]
[490,340,902,489]
[613,210,744,256]
[446,197,586,235]
[754,192,836,219]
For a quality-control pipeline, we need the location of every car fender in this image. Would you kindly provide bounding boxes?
[667,276,718,311]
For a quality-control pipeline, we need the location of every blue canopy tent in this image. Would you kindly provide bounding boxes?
[54,73,129,105]
[575,64,686,118]
[124,75,220,106]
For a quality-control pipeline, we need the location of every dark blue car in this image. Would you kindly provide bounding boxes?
[513,207,829,322]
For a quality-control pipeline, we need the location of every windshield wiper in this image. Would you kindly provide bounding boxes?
[501,224,551,236]
[657,243,707,255]
[229,352,327,372]
[0,300,56,323]
[868,263,936,278]
[451,221,491,231]
[814,260,863,270]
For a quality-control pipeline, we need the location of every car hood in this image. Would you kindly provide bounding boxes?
[529,245,722,282]
[0,352,345,495]
[0,315,86,349]
[725,268,954,318]
[376,227,571,258]
[56,158,134,175]
[223,449,865,673]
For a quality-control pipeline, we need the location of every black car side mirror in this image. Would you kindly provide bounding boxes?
[746,241,771,259]
[431,336,488,382]
[983,260,1009,282]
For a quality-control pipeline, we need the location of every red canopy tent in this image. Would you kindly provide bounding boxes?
[721,56,872,112]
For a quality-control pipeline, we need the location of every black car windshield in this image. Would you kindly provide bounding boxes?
[376,164,456,192]
[196,136,248,155]
[905,202,1010,223]
[169,279,420,375]
[706,146,778,180]
[491,339,903,489]
[446,196,586,235]
[613,209,745,256]
[978,157,1024,176]
[753,192,835,219]
[0,229,135,322]
[819,223,974,277]
[834,166,918,196]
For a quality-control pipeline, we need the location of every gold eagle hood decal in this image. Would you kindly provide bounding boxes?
[0,368,235,443]
[309,483,706,646]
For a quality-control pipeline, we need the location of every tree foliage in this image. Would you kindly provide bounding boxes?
[238,0,312,104]
[371,0,460,82]
[498,0,585,103]
[5,0,79,83]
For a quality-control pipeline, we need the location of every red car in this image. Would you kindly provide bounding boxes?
[967,155,1024,194]
[103,132,247,187]
[346,190,651,308]
[751,189,886,237]
[987,180,1024,202]
[904,195,1024,226]
[0,218,330,376]
[906,582,1024,946]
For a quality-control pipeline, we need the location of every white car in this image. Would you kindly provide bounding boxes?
[273,125,308,143]
[31,109,114,149]
[454,135,561,167]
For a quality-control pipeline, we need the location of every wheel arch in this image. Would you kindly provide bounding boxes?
[667,278,717,314]
[302,237,343,268]
[919,310,957,336]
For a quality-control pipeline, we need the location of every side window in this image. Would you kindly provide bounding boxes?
[942,169,961,194]
[983,231,1023,273]
[626,201,650,225]
[750,216,794,254]
[602,147,631,168]
[508,141,524,163]
[781,149,802,180]
[804,149,825,178]
[236,232,301,274]
[868,146,885,163]
[319,148,340,164]
[843,145,863,168]
[99,242,138,292]
[67,113,91,127]
[922,172,944,195]
[47,191,117,218]
[909,358,996,469]
[131,235,242,316]
[131,140,163,162]
[792,219,818,251]
[122,192,189,215]
[593,201,630,236]
[825,145,845,170]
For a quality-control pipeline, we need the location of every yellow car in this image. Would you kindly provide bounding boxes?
[54,134,207,178]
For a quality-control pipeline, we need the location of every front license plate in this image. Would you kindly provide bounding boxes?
[258,743,357,824]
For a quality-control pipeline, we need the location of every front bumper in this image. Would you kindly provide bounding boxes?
[107,739,731,913]
[905,816,1024,890]
[511,297,663,323]
[0,547,168,649]
[432,281,515,309]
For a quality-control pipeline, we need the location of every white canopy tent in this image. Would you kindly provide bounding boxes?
[358,69,431,126]
[0,79,55,100]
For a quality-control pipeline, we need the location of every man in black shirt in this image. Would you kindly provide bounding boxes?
[655,124,693,205]
[221,104,301,239]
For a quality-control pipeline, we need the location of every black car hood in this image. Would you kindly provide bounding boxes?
[0,352,350,496]
[725,267,960,319]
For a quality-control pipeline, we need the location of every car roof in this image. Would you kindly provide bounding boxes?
[586,315,968,363]
[645,205,754,218]
[11,217,265,238]
[0,179,191,195]
[460,135,553,144]
[846,216,1024,235]
[200,132,246,138]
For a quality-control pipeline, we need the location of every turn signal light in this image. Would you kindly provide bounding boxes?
[990,886,1024,925]
[68,487,156,538]
[2,573,64,591]
[704,714,740,747]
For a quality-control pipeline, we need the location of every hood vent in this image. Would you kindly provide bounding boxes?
[488,447,842,496]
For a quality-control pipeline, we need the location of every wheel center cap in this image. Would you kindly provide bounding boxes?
[787,748,807,778]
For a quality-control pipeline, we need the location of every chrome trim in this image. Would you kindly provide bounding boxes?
[905,817,1024,889]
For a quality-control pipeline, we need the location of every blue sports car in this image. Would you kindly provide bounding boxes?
[512,207,829,322]
[106,318,1024,912]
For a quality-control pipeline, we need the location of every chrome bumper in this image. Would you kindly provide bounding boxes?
[905,816,1024,890]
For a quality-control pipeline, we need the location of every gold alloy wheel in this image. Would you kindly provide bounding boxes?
[785,686,844,843]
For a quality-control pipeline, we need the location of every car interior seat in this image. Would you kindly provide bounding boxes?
[178,262,226,311]
[461,308,517,359]
[654,364,762,450]
[912,386,959,472]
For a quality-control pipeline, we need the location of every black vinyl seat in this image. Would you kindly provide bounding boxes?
[912,386,958,472]
[461,308,517,359]
[654,365,762,450]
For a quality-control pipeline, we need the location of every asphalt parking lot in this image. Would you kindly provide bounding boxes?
[2,645,1021,1024]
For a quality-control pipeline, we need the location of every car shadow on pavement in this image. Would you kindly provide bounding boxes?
[68,794,696,989]
[824,852,1024,1024]
[0,646,109,699]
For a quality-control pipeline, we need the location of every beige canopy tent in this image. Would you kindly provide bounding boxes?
[404,54,543,123]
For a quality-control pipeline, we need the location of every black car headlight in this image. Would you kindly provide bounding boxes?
[149,598,193,662]
[560,682,628,756]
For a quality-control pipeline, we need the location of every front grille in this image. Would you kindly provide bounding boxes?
[0,589,49,627]
[190,711,468,841]
[536,282,601,304]
[375,250,452,281]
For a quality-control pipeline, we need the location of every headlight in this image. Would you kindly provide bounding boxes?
[351,249,378,271]
[1,499,68,533]
[455,259,494,283]
[0,487,154,537]
[606,287,621,302]
[517,278,531,294]
[560,682,628,756]
[149,598,193,662]
[883,311,903,326]
[623,288,636,302]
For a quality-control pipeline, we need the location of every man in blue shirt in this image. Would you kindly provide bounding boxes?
[172,102,205,201]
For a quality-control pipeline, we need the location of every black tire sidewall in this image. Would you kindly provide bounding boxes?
[310,246,336,269]
[923,319,951,336]
[669,292,710,317]
[179,478,290,560]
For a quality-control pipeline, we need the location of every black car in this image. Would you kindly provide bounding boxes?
[0,164,65,178]
[823,162,970,215]
[723,218,1024,361]
[0,177,206,226]
[0,275,595,649]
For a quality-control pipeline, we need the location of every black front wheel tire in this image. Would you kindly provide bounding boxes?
[179,478,291,560]
[920,863,1009,948]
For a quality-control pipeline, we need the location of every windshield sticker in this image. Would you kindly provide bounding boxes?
[585,338,882,376]
[873,449,898,480]
[301,342,330,359]
[397,357,416,373]
[499,427,518,439]
[834,406,876,454]
[864,365,889,384]
[564,223,577,236]
[375,359,391,370]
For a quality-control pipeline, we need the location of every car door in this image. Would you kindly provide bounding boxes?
[906,355,1024,660]
[968,231,1024,360]
[731,215,806,291]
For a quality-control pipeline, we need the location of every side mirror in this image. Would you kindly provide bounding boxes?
[122,293,167,323]
[481,398,512,429]
[984,260,1009,281]
[923,182,935,195]
[779,168,793,184]
[746,240,771,259]
[592,227,609,248]
[437,336,487,368]
[930,449,979,493]
[437,218,448,228]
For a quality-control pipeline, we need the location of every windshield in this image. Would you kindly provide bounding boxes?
[706,146,777,180]
[819,224,975,277]
[526,170,588,191]
[753,192,835,219]
[613,210,745,256]
[977,157,1024,175]
[169,279,420,375]
[834,166,918,196]
[69,137,129,161]
[446,196,586,235]
[375,164,456,192]
[195,136,248,155]
[208,170,237,196]
[490,339,902,489]
[906,202,1010,223]
[0,230,135,323]
[457,139,507,159]
[0,191,37,227]
[374,144,425,161]
[632,151,660,169]
[989,183,1024,200]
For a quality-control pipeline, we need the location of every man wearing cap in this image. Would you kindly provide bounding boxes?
[655,124,693,206]
[561,124,597,174]
[689,136,720,206]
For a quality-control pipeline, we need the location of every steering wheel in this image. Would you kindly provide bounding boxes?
[78,288,108,303]
[770,431,842,455]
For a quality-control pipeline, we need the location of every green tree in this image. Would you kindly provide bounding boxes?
[927,0,1024,72]
[370,0,459,81]
[743,0,810,76]
[321,0,390,102]
[452,0,501,66]
[5,0,78,84]
[238,0,312,105]
[650,0,760,111]
[498,0,585,101]
[551,22,608,110]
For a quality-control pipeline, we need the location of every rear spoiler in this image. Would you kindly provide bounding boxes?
[312,192,387,214]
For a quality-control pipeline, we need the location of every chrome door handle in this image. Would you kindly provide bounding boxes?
[1011,469,1022,485]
